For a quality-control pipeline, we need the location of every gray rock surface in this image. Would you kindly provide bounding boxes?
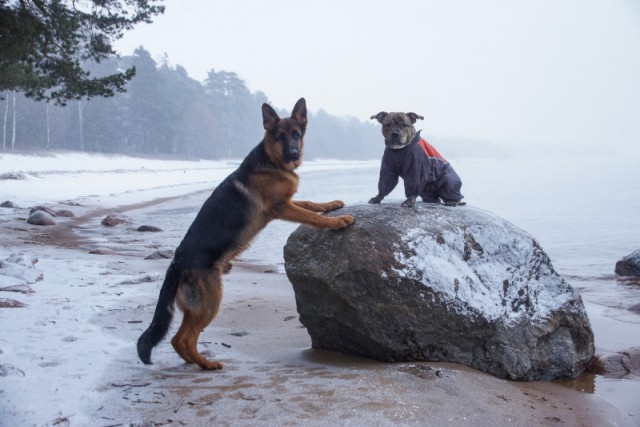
[0,298,27,308]
[0,201,18,208]
[54,209,75,217]
[30,205,59,216]
[137,225,162,232]
[599,347,640,378]
[88,248,118,255]
[101,212,129,227]
[284,204,595,381]
[144,249,174,260]
[615,249,640,277]
[27,210,56,226]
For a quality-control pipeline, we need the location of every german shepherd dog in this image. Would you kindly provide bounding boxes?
[137,98,355,370]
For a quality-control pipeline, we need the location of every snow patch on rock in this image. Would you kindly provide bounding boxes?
[394,208,573,324]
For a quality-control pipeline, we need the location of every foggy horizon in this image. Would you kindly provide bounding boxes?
[112,0,639,158]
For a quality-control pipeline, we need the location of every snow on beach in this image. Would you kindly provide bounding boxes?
[0,151,378,208]
[1,151,638,425]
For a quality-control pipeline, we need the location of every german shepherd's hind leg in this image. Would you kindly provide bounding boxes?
[172,272,224,370]
[293,200,345,213]
[171,311,195,364]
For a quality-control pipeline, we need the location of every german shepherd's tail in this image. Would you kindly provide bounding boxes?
[137,263,180,364]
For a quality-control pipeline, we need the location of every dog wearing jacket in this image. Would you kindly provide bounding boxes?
[368,111,464,208]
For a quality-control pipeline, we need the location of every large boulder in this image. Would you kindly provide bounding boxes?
[615,249,640,277]
[284,204,595,381]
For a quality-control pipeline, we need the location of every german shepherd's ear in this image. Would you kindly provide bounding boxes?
[262,103,280,132]
[407,112,424,123]
[371,112,388,123]
[291,98,307,127]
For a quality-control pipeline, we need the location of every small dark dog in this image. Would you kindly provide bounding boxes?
[368,112,464,208]
[137,98,355,370]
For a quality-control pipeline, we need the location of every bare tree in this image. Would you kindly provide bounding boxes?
[2,92,8,150]
[11,92,16,150]
[46,103,51,149]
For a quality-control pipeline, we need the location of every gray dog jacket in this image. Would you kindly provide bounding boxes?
[376,132,463,203]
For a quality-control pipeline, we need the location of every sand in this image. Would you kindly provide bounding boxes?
[0,199,637,427]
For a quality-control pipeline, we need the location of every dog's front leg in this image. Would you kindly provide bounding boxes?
[401,197,417,208]
[368,195,384,204]
[278,202,354,230]
[293,200,344,213]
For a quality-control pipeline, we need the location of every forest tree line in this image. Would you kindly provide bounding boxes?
[1,47,384,160]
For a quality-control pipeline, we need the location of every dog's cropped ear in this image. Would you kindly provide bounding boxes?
[291,98,308,127]
[407,113,424,123]
[262,103,280,131]
[371,112,388,123]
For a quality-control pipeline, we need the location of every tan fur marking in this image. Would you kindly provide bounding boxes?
[173,270,224,369]
[293,200,345,213]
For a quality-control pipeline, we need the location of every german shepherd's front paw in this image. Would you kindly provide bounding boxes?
[330,214,355,230]
[368,195,383,204]
[401,197,416,208]
[324,200,345,212]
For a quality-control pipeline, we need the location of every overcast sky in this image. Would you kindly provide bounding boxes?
[115,0,640,154]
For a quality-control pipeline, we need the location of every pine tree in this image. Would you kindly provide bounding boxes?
[0,0,164,105]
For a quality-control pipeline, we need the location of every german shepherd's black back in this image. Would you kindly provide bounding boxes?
[137,98,354,369]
